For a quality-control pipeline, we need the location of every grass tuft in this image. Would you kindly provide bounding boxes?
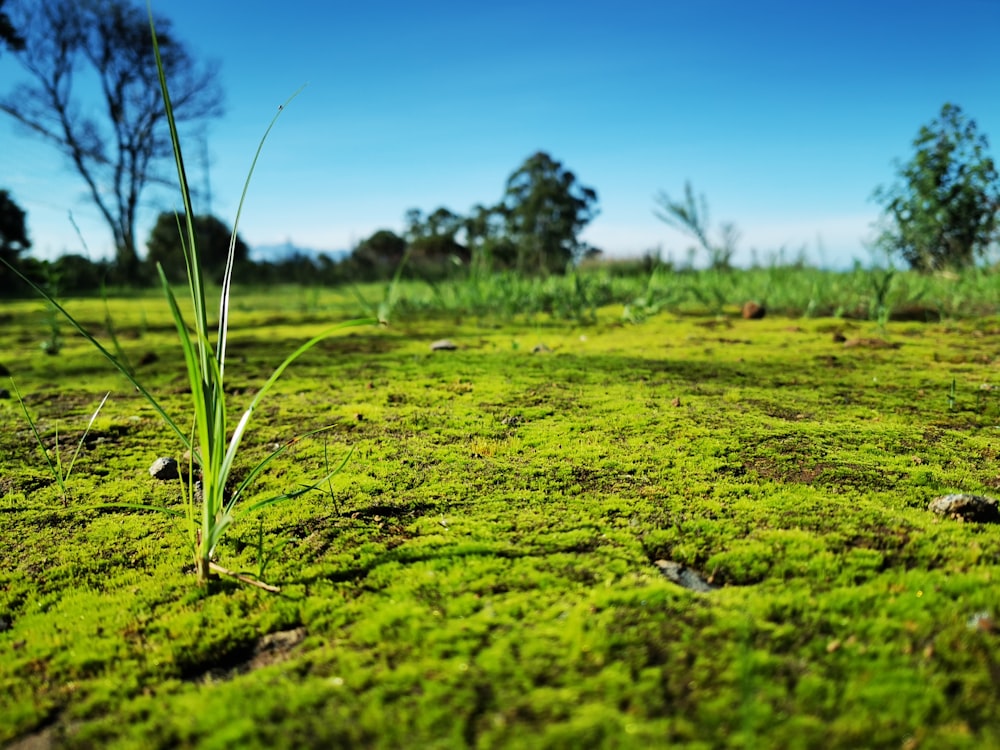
[1,7,375,589]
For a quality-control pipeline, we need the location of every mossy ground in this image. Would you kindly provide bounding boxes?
[2,288,1000,748]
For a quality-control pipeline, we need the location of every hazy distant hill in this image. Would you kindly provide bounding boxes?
[250,242,349,263]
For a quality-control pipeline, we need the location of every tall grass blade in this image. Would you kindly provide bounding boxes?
[217,86,305,376]
[147,5,376,585]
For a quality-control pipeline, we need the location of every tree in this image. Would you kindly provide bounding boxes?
[500,151,599,274]
[403,206,469,275]
[51,253,110,293]
[872,103,1000,271]
[349,229,407,278]
[146,212,248,284]
[653,181,740,270]
[0,0,223,281]
[403,208,426,242]
[424,206,462,240]
[403,206,463,241]
[0,0,25,53]
[0,189,30,261]
[0,189,31,290]
[462,203,516,272]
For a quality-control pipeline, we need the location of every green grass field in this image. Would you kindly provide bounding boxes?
[3,286,1000,748]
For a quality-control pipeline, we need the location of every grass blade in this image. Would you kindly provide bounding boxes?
[217,86,306,378]
[11,378,63,496]
[65,391,110,482]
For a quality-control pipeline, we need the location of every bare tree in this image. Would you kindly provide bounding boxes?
[0,0,222,280]
[654,181,740,270]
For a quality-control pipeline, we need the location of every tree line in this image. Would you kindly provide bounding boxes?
[348,150,600,281]
[0,146,601,294]
[1,0,998,296]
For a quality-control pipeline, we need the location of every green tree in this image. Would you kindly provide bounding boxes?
[404,206,463,241]
[462,203,516,272]
[500,151,599,275]
[0,189,31,290]
[872,102,1000,271]
[424,207,462,239]
[461,203,492,252]
[653,181,740,270]
[0,188,30,261]
[146,212,248,284]
[0,0,223,282]
[403,208,426,241]
[51,253,108,293]
[349,229,407,278]
[403,206,469,274]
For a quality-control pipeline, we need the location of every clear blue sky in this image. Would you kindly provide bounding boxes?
[2,0,999,268]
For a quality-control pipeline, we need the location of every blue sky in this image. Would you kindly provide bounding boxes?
[2,0,999,268]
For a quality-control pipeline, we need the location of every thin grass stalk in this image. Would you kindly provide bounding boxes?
[217,87,305,375]
[11,379,109,503]
[11,379,62,495]
[149,7,240,582]
[148,5,374,584]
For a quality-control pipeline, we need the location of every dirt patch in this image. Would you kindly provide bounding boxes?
[186,627,308,683]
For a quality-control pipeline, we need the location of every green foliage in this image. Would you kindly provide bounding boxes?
[403,206,471,275]
[0,188,29,260]
[146,212,249,284]
[873,102,1000,271]
[27,261,66,355]
[10,380,108,504]
[52,254,110,292]
[380,261,961,323]
[462,202,516,272]
[654,181,740,270]
[500,151,599,275]
[407,234,468,276]
[404,206,462,241]
[398,156,599,278]
[867,267,895,331]
[349,229,407,278]
[0,188,30,290]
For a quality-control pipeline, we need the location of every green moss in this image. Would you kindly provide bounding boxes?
[2,295,1000,747]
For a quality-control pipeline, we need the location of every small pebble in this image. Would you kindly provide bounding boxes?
[149,457,180,480]
[929,493,1000,524]
[654,559,716,593]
